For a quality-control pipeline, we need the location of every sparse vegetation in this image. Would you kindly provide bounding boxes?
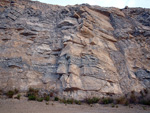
[116,96,129,105]
[16,94,21,100]
[14,88,19,94]
[6,89,19,98]
[27,88,39,96]
[140,99,150,105]
[100,97,113,104]
[86,97,100,104]
[54,96,59,101]
[27,88,39,101]
[59,98,81,105]
[1,87,150,108]
[66,99,74,104]
[60,98,71,104]
[129,91,137,104]
[46,102,49,105]
[138,88,150,106]
[37,97,44,102]
[74,100,81,105]
[6,90,15,98]
[111,103,115,107]
[28,94,37,100]
[44,96,50,101]
[142,106,147,110]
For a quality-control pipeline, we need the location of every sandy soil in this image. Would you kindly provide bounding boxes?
[0,98,150,113]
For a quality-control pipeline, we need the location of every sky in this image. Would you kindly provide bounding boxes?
[32,0,150,8]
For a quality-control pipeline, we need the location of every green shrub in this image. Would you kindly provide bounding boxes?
[59,98,75,104]
[27,88,39,98]
[66,99,74,104]
[37,97,44,102]
[142,106,147,110]
[28,88,39,95]
[14,88,19,94]
[86,97,100,104]
[74,100,81,105]
[129,93,137,104]
[16,94,21,100]
[116,96,129,105]
[111,103,115,107]
[101,97,113,104]
[140,99,150,105]
[44,96,50,101]
[27,88,41,101]
[124,100,129,106]
[6,90,14,98]
[28,94,36,100]
[54,97,59,101]
[60,98,67,104]
[46,102,49,105]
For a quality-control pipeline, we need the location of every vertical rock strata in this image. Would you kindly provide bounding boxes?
[0,0,150,99]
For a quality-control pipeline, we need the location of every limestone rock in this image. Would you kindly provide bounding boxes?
[58,17,78,28]
[57,64,67,74]
[68,64,80,76]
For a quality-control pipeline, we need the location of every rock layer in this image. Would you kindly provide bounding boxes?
[0,0,150,100]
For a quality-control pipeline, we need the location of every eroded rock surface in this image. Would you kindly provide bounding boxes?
[0,0,150,100]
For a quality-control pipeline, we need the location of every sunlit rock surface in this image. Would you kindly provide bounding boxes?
[0,0,150,100]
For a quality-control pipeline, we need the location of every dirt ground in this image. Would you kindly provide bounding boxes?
[0,98,150,113]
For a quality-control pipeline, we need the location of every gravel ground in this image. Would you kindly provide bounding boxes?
[0,98,150,113]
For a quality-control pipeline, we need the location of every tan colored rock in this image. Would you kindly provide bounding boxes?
[63,35,72,43]
[81,76,106,91]
[68,74,83,89]
[100,32,117,42]
[57,64,67,74]
[68,64,80,76]
[26,71,42,79]
[73,11,80,18]
[60,74,83,90]
[100,82,122,94]
[80,26,94,38]
[37,44,51,54]
[60,42,83,56]
[86,7,114,30]
[110,7,125,17]
[76,33,90,46]
[25,71,43,88]
[82,19,93,30]
[60,74,69,88]
[81,66,100,76]
[89,37,99,45]
[105,40,118,51]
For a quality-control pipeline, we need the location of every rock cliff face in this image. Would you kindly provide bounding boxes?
[0,0,150,99]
